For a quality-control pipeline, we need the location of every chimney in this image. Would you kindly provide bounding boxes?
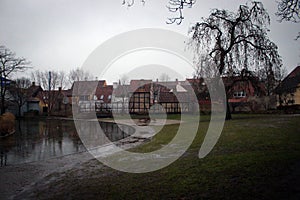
[58,87,62,92]
[113,82,118,89]
[175,78,178,83]
[32,82,35,86]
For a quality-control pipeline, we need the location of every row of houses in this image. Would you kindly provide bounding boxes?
[2,66,300,117]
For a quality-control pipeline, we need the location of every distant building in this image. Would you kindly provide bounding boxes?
[128,79,197,114]
[71,80,113,116]
[0,77,12,87]
[275,66,300,108]
[5,82,43,116]
[24,82,43,115]
[223,75,270,112]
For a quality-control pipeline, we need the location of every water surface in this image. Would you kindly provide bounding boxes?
[0,119,134,166]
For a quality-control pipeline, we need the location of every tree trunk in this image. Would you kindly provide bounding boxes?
[1,95,5,115]
[18,105,22,117]
[226,99,232,120]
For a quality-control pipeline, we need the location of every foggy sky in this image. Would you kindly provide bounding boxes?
[0,0,299,81]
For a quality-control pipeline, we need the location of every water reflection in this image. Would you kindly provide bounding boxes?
[0,119,134,166]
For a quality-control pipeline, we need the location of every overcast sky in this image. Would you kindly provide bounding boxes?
[0,0,299,82]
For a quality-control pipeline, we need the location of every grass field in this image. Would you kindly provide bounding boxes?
[26,114,300,199]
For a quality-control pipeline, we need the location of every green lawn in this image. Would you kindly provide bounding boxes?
[31,114,300,199]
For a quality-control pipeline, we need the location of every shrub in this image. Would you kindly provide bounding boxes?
[0,112,16,135]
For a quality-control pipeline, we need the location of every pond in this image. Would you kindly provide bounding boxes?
[0,119,134,167]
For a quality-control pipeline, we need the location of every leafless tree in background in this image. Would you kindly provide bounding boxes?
[189,1,282,119]
[122,0,196,24]
[276,0,300,39]
[193,54,219,79]
[8,77,31,116]
[0,46,29,114]
[166,0,196,25]
[159,73,171,82]
[31,70,67,115]
[31,70,67,90]
[68,68,93,86]
[277,0,300,22]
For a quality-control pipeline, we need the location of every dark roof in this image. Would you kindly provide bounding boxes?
[27,85,43,97]
[159,92,178,103]
[113,85,130,97]
[71,80,106,96]
[130,80,152,92]
[275,66,300,94]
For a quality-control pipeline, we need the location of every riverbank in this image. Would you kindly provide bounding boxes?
[1,114,300,199]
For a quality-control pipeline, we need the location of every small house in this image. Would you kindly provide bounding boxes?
[275,66,300,109]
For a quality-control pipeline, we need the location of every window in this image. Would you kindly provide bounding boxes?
[79,95,89,101]
[100,95,104,100]
[108,95,112,100]
[233,91,246,98]
[94,95,98,100]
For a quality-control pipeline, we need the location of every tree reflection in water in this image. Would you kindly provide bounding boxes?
[0,119,134,166]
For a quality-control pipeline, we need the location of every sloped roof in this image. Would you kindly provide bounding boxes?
[275,66,300,94]
[72,80,105,96]
[130,79,152,92]
[113,84,130,97]
[27,85,43,97]
[159,92,178,103]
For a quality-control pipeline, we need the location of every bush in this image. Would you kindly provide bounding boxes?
[0,112,16,135]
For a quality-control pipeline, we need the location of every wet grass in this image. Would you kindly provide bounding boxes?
[28,114,300,199]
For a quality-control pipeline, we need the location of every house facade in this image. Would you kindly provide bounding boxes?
[275,66,300,108]
[223,75,271,112]
[127,79,197,114]
[72,80,113,116]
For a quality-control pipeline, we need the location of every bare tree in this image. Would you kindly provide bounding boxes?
[276,0,300,22]
[166,0,196,25]
[31,70,48,90]
[8,77,31,117]
[257,65,287,96]
[276,0,300,39]
[57,70,67,89]
[0,46,29,114]
[159,73,171,82]
[189,1,282,119]
[68,68,93,86]
[31,70,67,90]
[122,0,196,24]
[31,70,67,115]
[117,74,130,114]
[37,89,63,116]
[119,74,129,85]
[193,54,219,79]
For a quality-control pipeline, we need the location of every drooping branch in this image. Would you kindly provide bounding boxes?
[276,0,300,23]
[121,0,196,25]
[189,1,282,119]
[276,0,300,40]
[166,0,196,25]
[189,1,280,75]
